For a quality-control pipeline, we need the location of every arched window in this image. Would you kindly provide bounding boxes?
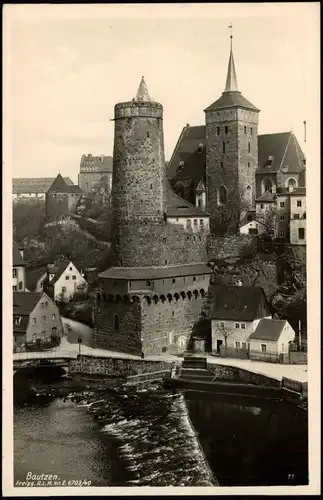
[248,142,251,153]
[175,182,185,198]
[262,178,273,194]
[286,177,298,188]
[113,313,120,330]
[218,185,227,205]
[246,185,252,205]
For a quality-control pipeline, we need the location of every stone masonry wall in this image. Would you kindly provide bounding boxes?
[206,363,281,387]
[207,233,256,260]
[69,354,172,377]
[141,281,209,355]
[93,299,142,355]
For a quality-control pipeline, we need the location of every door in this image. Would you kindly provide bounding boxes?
[216,339,223,353]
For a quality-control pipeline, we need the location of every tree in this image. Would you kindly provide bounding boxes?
[211,183,253,235]
[253,204,277,239]
[216,322,234,349]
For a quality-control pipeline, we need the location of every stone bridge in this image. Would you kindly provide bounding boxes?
[13,351,77,372]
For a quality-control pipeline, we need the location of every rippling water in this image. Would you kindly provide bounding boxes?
[14,381,215,487]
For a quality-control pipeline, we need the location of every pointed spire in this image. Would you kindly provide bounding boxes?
[135,76,151,102]
[224,25,239,93]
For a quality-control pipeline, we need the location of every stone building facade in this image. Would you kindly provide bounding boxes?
[93,77,211,355]
[45,173,83,222]
[78,154,113,195]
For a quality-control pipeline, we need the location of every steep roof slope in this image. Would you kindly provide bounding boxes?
[210,285,269,321]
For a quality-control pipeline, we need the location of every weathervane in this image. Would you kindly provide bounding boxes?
[228,23,233,49]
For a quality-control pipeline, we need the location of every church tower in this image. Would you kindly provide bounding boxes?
[111,77,166,266]
[204,32,260,233]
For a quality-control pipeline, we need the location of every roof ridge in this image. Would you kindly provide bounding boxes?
[166,126,189,177]
[293,133,305,170]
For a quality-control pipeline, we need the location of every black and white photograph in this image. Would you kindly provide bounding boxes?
[3,3,320,495]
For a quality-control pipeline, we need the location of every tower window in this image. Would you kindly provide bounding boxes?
[225,126,228,135]
[248,162,250,168]
[113,313,120,331]
[250,127,253,135]
[221,161,224,169]
[298,228,305,240]
[222,142,226,154]
[216,127,220,135]
[150,184,153,189]
[248,142,251,153]
[218,185,228,205]
[244,126,247,134]
[147,132,150,138]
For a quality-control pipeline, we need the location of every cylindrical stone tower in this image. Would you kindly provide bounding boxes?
[111,77,167,267]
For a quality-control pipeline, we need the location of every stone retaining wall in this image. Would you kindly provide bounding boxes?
[207,363,281,388]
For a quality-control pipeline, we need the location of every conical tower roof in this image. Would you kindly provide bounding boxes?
[47,173,70,193]
[135,76,151,102]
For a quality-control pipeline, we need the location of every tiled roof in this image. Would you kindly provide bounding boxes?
[13,177,73,194]
[80,155,113,174]
[13,292,42,315]
[26,267,47,291]
[13,242,26,267]
[166,125,205,179]
[167,128,306,187]
[255,191,276,203]
[257,132,306,174]
[204,91,259,112]
[210,285,268,321]
[99,263,212,281]
[165,182,209,217]
[249,318,288,341]
[48,261,71,285]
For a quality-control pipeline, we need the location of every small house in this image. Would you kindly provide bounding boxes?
[210,285,272,353]
[248,318,296,355]
[13,292,63,350]
[43,260,87,302]
[13,241,26,291]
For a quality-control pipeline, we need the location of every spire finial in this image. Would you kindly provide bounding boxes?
[135,76,151,102]
[228,23,233,50]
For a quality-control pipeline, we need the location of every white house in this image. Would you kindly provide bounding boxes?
[43,260,87,302]
[210,285,272,353]
[248,318,296,354]
[13,242,26,291]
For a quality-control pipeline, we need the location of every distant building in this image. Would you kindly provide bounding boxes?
[248,318,295,355]
[43,260,87,302]
[12,177,73,201]
[78,154,113,195]
[13,292,63,351]
[13,241,26,291]
[45,174,83,222]
[210,285,272,353]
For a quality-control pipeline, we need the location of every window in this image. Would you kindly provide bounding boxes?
[220,322,225,329]
[193,219,198,226]
[114,313,120,330]
[19,281,23,290]
[66,276,70,280]
[42,316,46,322]
[72,275,76,280]
[200,219,204,227]
[247,162,250,168]
[297,200,302,207]
[45,301,48,307]
[172,279,176,284]
[218,185,227,205]
[52,314,55,320]
[163,237,166,244]
[222,142,226,154]
[225,126,228,134]
[241,342,247,349]
[280,202,285,208]
[62,287,66,293]
[244,126,247,134]
[13,268,17,278]
[248,142,251,153]
[235,341,241,348]
[260,204,264,209]
[193,276,196,281]
[261,344,267,353]
[293,214,300,219]
[32,333,37,343]
[216,126,220,135]
[172,311,175,316]
[241,323,246,330]
[298,228,305,240]
[220,161,224,169]
[41,302,44,308]
[279,230,285,237]
[186,219,192,229]
[280,215,285,221]
[250,127,253,135]
[165,260,168,265]
[33,318,36,325]
[69,267,73,271]
[146,280,151,286]
[235,323,240,329]
[14,317,21,325]
[13,286,17,291]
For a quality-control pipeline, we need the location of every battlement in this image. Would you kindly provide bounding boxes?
[114,101,163,119]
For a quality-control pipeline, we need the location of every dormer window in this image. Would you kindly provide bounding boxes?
[177,161,184,173]
[14,316,21,325]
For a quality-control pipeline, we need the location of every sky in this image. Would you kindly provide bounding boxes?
[4,3,320,184]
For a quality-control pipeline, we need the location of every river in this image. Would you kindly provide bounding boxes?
[14,373,308,487]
